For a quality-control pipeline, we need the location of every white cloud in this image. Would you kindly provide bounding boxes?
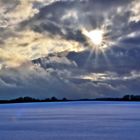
[129,0,140,22]
[0,29,84,68]
[0,0,45,28]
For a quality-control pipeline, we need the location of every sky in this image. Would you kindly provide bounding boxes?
[0,0,140,99]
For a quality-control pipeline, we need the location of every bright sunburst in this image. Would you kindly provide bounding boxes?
[82,27,112,69]
[86,30,103,45]
[82,28,109,50]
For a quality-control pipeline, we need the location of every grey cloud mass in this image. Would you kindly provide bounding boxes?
[0,0,140,99]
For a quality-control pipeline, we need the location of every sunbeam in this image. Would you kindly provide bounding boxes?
[82,27,112,69]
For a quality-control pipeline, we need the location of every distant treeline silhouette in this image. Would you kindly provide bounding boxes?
[0,96,67,104]
[0,95,140,104]
[95,95,140,101]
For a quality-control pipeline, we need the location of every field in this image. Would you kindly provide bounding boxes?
[0,101,140,140]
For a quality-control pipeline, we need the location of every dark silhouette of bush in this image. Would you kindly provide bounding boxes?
[51,96,58,101]
[62,98,67,101]
[123,95,140,101]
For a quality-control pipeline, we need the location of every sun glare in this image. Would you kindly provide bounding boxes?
[82,27,112,70]
[82,28,109,50]
[86,30,103,45]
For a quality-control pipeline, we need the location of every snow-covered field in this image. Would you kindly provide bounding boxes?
[0,101,139,140]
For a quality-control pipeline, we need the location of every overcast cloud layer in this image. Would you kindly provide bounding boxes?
[0,0,140,99]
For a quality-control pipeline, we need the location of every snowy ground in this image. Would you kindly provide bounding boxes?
[0,101,140,140]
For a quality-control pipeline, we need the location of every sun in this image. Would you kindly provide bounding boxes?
[81,28,112,68]
[86,30,103,45]
[82,28,108,49]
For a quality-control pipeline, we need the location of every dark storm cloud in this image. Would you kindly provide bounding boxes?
[67,49,140,74]
[121,35,140,46]
[20,0,87,43]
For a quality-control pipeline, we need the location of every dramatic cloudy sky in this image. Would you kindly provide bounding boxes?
[0,0,140,99]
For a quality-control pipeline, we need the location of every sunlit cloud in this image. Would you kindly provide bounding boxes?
[130,0,140,22]
[0,29,84,68]
[0,0,44,28]
[78,71,140,82]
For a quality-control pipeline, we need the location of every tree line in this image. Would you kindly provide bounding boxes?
[0,95,140,104]
[0,96,67,104]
